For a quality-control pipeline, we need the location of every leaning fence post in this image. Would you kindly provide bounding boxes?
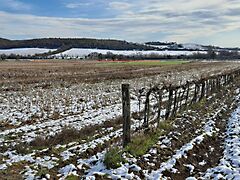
[122,84,131,147]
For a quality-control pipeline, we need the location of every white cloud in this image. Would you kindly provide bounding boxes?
[0,0,240,46]
[0,0,31,10]
[108,2,132,10]
[65,2,92,9]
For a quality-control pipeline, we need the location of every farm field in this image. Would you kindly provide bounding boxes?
[0,60,236,89]
[0,60,240,179]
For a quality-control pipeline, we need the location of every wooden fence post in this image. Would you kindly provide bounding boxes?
[122,84,131,147]
[165,87,173,120]
[191,83,198,104]
[176,89,182,113]
[144,90,151,128]
[179,86,186,111]
[185,82,190,107]
[172,89,178,117]
[200,80,205,100]
[157,89,163,127]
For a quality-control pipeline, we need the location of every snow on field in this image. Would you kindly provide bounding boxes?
[54,48,205,57]
[0,67,203,128]
[203,95,240,179]
[146,103,226,179]
[0,64,239,179]
[64,96,226,179]
[0,64,236,145]
[63,118,143,180]
[0,48,56,56]
[0,116,143,179]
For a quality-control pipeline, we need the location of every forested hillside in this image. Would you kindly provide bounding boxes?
[0,38,157,51]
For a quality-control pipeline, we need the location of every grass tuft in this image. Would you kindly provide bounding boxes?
[104,147,125,169]
[125,129,162,157]
[158,120,172,130]
[103,121,172,169]
[65,174,79,180]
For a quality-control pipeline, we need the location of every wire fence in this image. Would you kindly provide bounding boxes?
[122,68,240,146]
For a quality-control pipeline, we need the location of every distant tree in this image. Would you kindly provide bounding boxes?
[207,47,217,59]
[98,53,103,60]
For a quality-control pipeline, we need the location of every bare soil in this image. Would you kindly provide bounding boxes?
[0,60,239,90]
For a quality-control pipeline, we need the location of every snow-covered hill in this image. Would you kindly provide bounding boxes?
[0,48,56,56]
[182,43,207,50]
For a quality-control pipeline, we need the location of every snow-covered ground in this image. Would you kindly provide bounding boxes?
[54,48,206,58]
[203,94,240,179]
[148,105,226,179]
[0,48,56,56]
[66,92,232,179]
[0,62,240,179]
[145,43,207,51]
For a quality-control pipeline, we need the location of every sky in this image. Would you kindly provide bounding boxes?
[0,0,240,47]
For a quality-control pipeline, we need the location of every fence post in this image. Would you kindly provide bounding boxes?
[144,91,151,128]
[165,87,173,120]
[191,83,198,104]
[176,89,181,114]
[157,89,163,127]
[179,86,186,111]
[122,84,131,147]
[185,82,190,107]
[200,80,205,100]
[172,89,178,117]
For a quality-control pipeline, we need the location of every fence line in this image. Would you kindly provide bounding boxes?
[122,68,240,146]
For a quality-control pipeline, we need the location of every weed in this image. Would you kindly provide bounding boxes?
[29,136,48,148]
[125,129,165,157]
[0,144,9,153]
[65,174,79,180]
[29,116,123,150]
[104,147,125,169]
[158,120,172,130]
[0,161,27,179]
[15,143,31,154]
[30,126,81,148]
[36,167,49,178]
[104,120,172,167]
[189,98,207,111]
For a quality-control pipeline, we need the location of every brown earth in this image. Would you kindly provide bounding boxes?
[0,60,239,91]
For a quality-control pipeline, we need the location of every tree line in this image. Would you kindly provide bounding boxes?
[87,49,240,61]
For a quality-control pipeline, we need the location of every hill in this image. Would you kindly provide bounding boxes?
[0,38,158,51]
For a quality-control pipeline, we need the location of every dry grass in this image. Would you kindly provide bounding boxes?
[1,60,239,91]
[28,117,123,149]
[29,126,93,148]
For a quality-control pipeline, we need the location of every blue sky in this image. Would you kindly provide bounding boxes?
[0,0,240,47]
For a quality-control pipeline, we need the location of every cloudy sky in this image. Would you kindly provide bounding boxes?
[0,0,240,47]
